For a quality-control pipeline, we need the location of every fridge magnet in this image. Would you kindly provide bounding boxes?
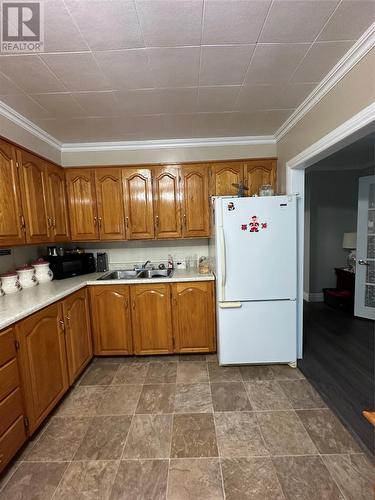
[249,215,259,232]
[241,224,247,231]
[227,202,235,211]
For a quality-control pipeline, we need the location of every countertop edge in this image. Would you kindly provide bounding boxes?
[0,272,215,330]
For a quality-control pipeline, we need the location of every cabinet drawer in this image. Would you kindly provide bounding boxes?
[0,327,16,367]
[0,415,27,473]
[0,388,23,436]
[0,359,19,401]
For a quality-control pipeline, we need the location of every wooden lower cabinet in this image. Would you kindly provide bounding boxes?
[0,326,27,473]
[16,303,69,434]
[62,288,93,385]
[90,285,133,355]
[172,281,215,352]
[131,284,174,355]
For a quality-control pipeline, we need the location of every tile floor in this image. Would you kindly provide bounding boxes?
[0,354,373,500]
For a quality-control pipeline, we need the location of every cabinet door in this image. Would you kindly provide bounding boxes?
[211,162,244,196]
[45,163,70,242]
[181,164,210,238]
[172,281,215,353]
[244,159,277,197]
[131,284,173,355]
[16,303,69,434]
[95,168,126,240]
[122,168,154,240]
[0,139,25,246]
[89,285,133,355]
[66,169,99,241]
[63,288,92,385]
[153,166,182,239]
[17,149,51,244]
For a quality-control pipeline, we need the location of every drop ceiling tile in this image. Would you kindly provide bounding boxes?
[318,0,375,41]
[245,43,309,84]
[115,88,198,115]
[31,93,85,118]
[94,49,154,89]
[202,0,270,44]
[235,83,316,111]
[0,55,65,93]
[193,112,234,136]
[0,94,52,120]
[72,92,119,116]
[65,0,144,51]
[200,45,255,86]
[41,52,111,91]
[0,72,23,94]
[135,0,203,47]
[44,0,89,53]
[147,47,200,87]
[259,0,339,43]
[292,41,354,83]
[229,110,292,135]
[198,86,241,111]
[161,113,196,137]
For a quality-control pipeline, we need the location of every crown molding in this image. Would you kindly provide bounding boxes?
[286,102,375,170]
[61,135,276,153]
[275,22,375,142]
[0,100,62,151]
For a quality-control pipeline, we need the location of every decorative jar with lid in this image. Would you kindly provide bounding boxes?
[0,271,22,294]
[32,259,53,283]
[16,265,38,288]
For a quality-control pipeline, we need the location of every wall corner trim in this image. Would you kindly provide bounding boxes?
[275,22,375,142]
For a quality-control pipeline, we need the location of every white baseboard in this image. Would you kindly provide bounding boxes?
[303,292,324,302]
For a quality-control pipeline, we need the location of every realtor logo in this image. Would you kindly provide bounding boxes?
[1,1,44,53]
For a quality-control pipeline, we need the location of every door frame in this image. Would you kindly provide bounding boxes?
[285,102,375,358]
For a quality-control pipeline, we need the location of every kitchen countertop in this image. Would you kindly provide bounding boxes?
[0,269,215,330]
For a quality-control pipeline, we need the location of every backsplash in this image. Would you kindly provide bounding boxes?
[0,246,41,274]
[75,239,209,268]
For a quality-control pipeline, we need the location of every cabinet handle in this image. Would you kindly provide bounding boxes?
[47,216,52,228]
[98,217,102,228]
[125,217,129,229]
[155,215,159,227]
[66,315,71,321]
[52,217,56,228]
[59,319,65,332]
[183,214,187,227]
[132,299,135,309]
[19,214,26,231]
[94,216,97,226]
[124,298,129,309]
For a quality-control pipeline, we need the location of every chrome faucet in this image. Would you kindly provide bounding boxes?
[142,260,151,269]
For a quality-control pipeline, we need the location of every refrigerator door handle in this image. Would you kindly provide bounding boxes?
[219,226,226,299]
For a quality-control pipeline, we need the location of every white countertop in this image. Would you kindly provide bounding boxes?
[0,270,215,330]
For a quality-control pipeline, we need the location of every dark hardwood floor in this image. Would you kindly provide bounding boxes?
[299,301,374,455]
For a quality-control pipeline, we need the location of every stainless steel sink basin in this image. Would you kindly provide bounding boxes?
[97,268,173,280]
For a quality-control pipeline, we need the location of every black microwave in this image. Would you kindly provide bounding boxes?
[44,253,96,280]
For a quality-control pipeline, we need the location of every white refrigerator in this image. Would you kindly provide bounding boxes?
[210,195,297,365]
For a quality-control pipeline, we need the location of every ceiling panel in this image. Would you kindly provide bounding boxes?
[199,45,255,86]
[202,0,270,44]
[65,0,144,51]
[135,0,203,47]
[0,0,368,143]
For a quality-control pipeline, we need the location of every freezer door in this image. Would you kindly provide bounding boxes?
[217,300,297,365]
[220,196,297,301]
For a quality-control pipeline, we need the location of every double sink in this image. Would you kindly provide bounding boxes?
[97,268,174,281]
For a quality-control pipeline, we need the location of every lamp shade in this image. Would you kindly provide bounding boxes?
[342,232,357,249]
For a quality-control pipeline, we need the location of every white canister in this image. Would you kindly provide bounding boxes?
[32,259,53,283]
[0,271,22,294]
[16,265,38,288]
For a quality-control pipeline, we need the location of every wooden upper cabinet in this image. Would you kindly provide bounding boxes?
[95,168,126,240]
[172,281,215,353]
[45,163,70,242]
[90,285,133,355]
[0,139,25,246]
[16,303,69,434]
[66,169,99,241]
[122,168,154,240]
[244,159,277,197]
[153,166,182,239]
[131,284,174,355]
[62,288,92,385]
[181,164,210,238]
[17,149,51,244]
[211,162,244,196]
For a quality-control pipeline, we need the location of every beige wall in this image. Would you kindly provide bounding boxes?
[277,47,375,193]
[61,142,276,167]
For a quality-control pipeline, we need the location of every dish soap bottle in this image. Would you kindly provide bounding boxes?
[168,254,174,270]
